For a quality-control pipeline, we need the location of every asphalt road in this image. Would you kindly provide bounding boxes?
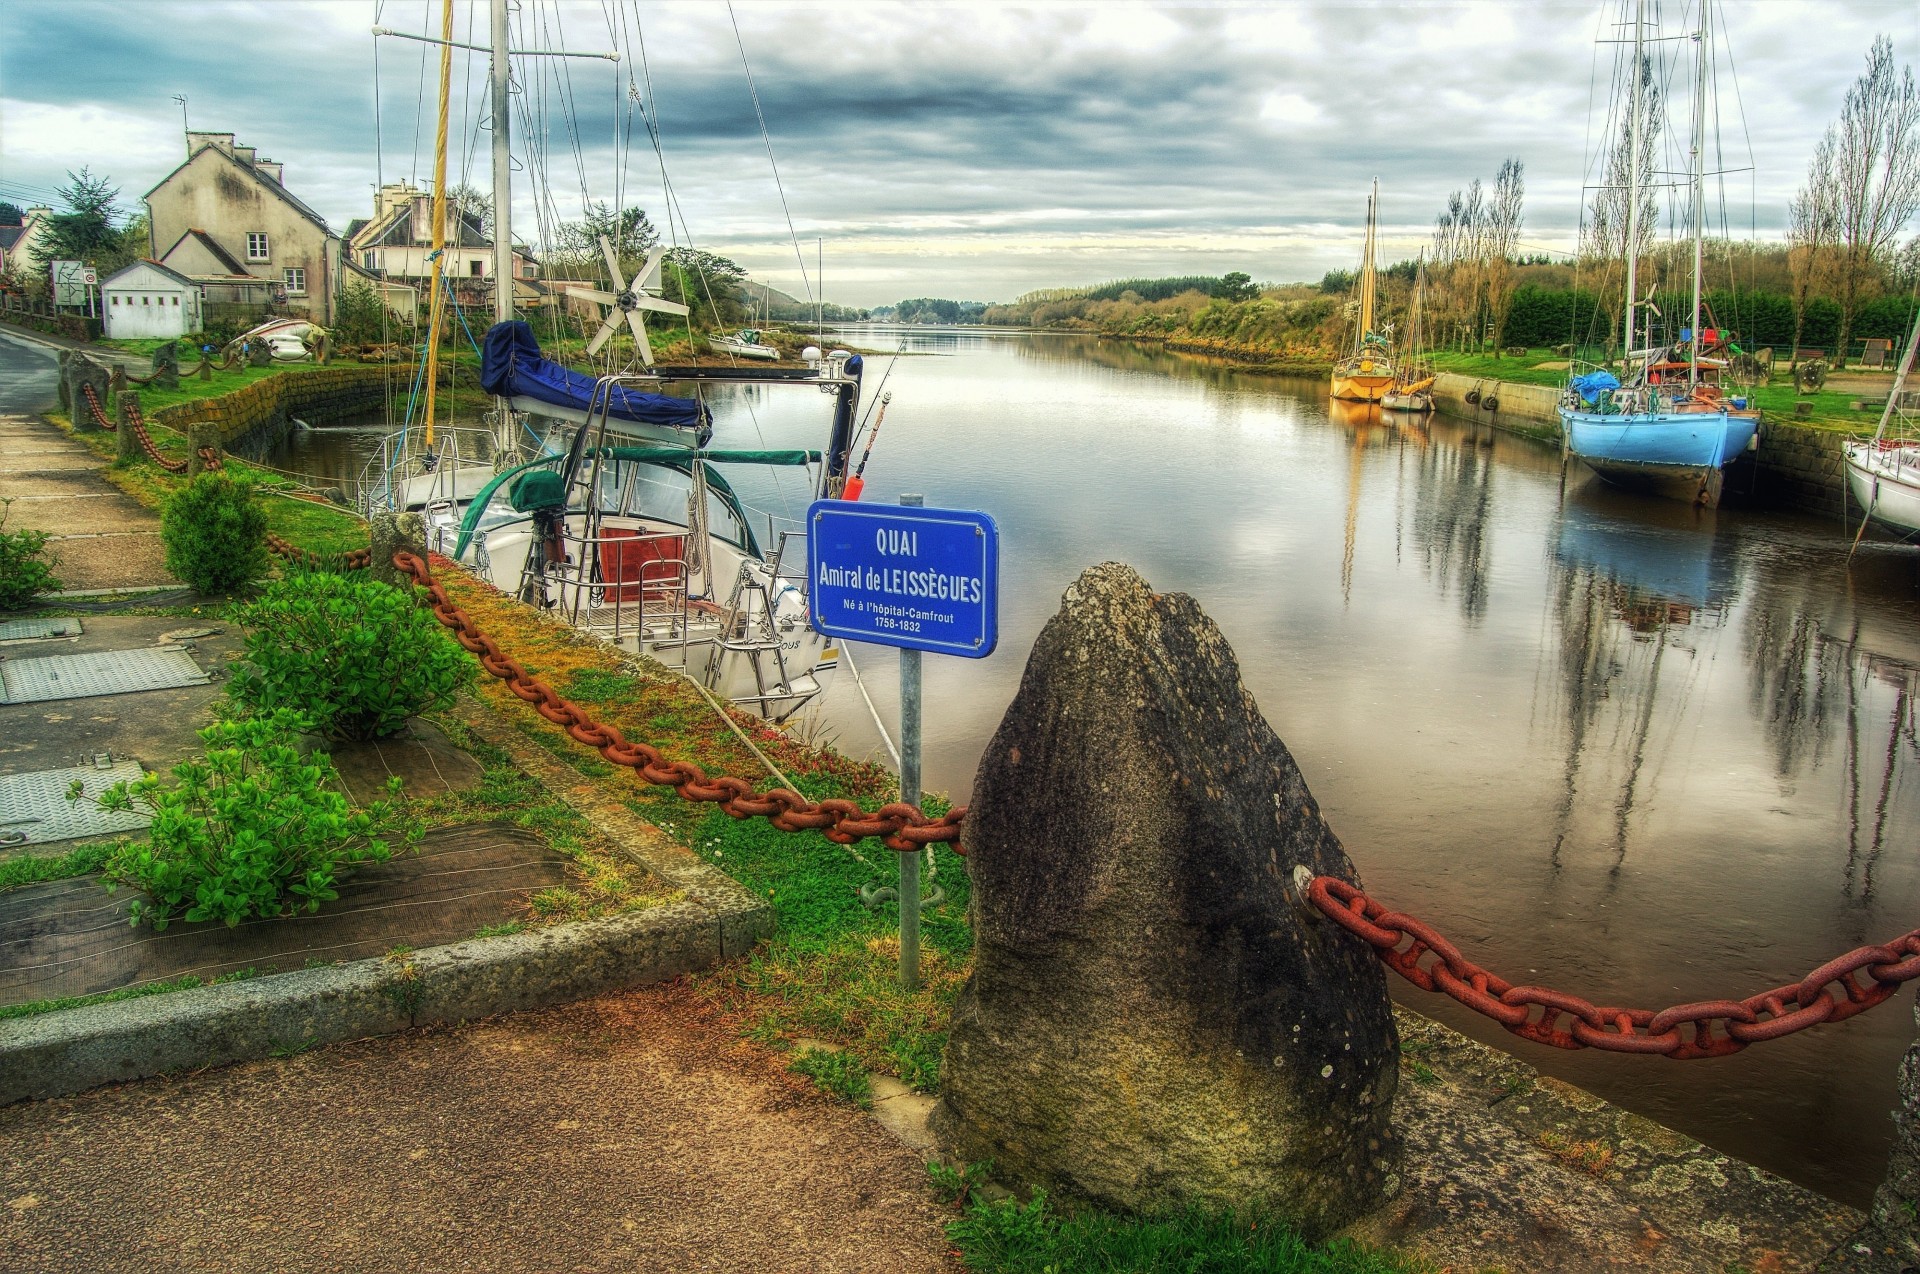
[0,329,59,415]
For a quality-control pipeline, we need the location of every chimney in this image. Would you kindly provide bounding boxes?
[185,131,234,158]
[232,145,256,165]
[255,159,283,185]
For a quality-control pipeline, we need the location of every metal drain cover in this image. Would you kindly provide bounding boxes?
[0,618,82,643]
[0,647,209,705]
[0,759,150,846]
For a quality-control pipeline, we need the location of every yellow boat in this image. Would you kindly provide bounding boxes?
[1331,179,1395,402]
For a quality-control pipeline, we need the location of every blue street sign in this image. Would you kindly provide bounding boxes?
[807,500,999,658]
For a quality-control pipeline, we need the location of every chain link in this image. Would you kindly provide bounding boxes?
[1309,876,1920,1059]
[388,550,966,852]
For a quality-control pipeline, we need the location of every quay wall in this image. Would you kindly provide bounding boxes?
[148,366,406,460]
[1431,373,1560,442]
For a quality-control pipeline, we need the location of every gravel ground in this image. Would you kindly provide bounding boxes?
[0,982,962,1274]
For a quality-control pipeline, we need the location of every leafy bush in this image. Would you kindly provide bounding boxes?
[229,569,472,741]
[86,712,417,931]
[789,1046,873,1108]
[161,471,269,594]
[0,497,61,609]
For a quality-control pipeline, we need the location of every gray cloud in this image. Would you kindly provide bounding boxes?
[3,1,1916,305]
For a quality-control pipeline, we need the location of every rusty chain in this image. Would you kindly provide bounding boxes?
[1309,875,1920,1059]
[389,549,967,852]
[82,384,221,475]
[265,534,372,571]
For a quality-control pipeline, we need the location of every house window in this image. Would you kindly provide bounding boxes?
[111,296,119,306]
[283,268,306,296]
[246,232,270,261]
[470,260,483,277]
[363,251,376,269]
[171,297,179,306]
[142,296,150,305]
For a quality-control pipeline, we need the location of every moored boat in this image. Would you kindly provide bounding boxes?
[1332,179,1395,403]
[1558,0,1760,508]
[1382,253,1435,413]
[708,329,780,361]
[1842,307,1920,542]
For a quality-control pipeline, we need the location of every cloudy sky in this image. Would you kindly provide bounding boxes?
[3,1,1917,306]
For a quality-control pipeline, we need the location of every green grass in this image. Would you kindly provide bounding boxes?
[0,968,258,1021]
[945,1192,1432,1274]
[0,841,114,891]
[789,1046,873,1107]
[1428,350,1570,387]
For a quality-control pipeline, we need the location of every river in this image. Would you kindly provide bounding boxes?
[269,326,1920,1207]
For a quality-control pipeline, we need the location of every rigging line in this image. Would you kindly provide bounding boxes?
[727,0,815,306]
[840,644,903,771]
[373,11,385,192]
[409,0,432,187]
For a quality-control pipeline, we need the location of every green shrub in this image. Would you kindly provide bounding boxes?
[85,712,418,931]
[161,471,269,594]
[0,497,61,609]
[228,569,472,741]
[789,1047,873,1108]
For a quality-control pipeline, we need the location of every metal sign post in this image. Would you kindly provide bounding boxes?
[808,494,999,990]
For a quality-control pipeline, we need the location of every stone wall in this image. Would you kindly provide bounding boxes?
[150,365,406,459]
[1,307,102,344]
[1751,420,1850,519]
[1431,373,1561,442]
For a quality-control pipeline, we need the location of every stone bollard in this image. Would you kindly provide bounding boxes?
[369,511,426,587]
[108,365,128,394]
[186,424,222,477]
[114,391,141,464]
[246,340,273,368]
[66,357,111,431]
[55,350,72,414]
[149,341,180,390]
[931,562,1400,1239]
[197,353,212,381]
[1823,995,1920,1272]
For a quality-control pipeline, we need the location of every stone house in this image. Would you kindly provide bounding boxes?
[346,183,543,314]
[101,260,203,339]
[145,131,349,324]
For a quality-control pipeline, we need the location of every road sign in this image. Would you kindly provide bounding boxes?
[807,499,999,658]
[51,261,88,308]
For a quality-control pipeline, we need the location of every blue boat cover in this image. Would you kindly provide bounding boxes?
[1570,370,1621,405]
[480,321,711,431]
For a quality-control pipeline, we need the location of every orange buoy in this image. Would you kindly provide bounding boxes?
[842,474,865,501]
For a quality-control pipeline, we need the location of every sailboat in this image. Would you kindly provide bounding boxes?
[1558,0,1760,508]
[1331,179,1395,403]
[1382,252,1435,413]
[1841,306,1920,542]
[376,0,864,722]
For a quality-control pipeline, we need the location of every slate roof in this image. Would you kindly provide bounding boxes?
[101,259,201,289]
[143,142,334,238]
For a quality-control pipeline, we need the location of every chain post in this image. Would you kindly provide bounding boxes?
[898,493,924,992]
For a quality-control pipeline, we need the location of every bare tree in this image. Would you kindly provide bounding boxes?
[1485,158,1526,352]
[1787,132,1840,366]
[1583,54,1662,270]
[1813,36,1920,365]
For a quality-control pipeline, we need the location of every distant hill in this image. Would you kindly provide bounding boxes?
[742,280,869,322]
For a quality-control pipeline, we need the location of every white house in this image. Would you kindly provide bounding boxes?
[0,206,53,277]
[102,260,203,339]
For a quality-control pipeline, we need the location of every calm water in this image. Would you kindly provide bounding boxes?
[272,329,1920,1206]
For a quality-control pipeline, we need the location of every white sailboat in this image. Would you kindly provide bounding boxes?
[375,0,864,722]
[1842,307,1920,542]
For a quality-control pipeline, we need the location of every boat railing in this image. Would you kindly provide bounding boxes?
[357,424,504,516]
[533,523,699,660]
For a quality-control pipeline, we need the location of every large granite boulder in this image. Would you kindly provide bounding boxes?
[1824,993,1920,1272]
[933,562,1400,1238]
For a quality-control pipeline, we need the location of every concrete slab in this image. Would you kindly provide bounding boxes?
[10,501,160,532]
[0,616,238,791]
[39,534,173,592]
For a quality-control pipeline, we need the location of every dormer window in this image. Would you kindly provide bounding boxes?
[246,233,270,262]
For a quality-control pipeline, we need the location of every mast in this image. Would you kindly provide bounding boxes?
[490,0,513,325]
[1359,179,1377,346]
[423,0,454,446]
[1689,0,1708,387]
[1869,309,1920,446]
[1623,0,1644,369]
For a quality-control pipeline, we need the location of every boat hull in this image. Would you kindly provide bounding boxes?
[1844,441,1920,539]
[710,338,778,361]
[1560,407,1759,507]
[1381,391,1432,413]
[1331,373,1393,402]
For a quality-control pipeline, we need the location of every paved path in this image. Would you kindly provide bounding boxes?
[0,329,176,592]
[0,982,960,1274]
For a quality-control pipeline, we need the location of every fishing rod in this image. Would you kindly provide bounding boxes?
[840,391,891,501]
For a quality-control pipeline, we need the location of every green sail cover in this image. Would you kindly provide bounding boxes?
[453,448,821,560]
